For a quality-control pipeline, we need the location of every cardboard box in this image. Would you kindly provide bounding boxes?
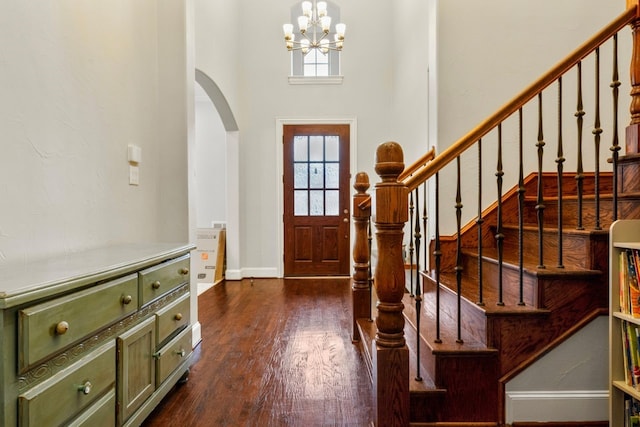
[196,228,225,284]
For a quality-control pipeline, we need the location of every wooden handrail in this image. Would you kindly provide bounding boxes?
[356,147,435,210]
[398,147,436,182]
[404,6,637,192]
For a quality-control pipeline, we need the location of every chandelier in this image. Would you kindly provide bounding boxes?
[282,1,346,55]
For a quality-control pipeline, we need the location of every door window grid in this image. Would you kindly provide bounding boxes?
[293,135,340,216]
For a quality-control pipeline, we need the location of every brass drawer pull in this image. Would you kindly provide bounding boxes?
[78,381,92,395]
[174,313,183,321]
[175,349,186,357]
[121,295,133,305]
[179,267,189,275]
[55,321,69,335]
[152,281,161,290]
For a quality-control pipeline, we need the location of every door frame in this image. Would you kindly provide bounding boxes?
[275,117,357,278]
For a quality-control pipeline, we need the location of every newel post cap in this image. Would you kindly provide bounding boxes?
[375,141,404,181]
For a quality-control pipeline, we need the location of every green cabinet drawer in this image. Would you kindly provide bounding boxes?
[18,341,115,427]
[67,388,115,427]
[19,274,138,370]
[156,292,190,346]
[139,255,189,307]
[156,326,192,385]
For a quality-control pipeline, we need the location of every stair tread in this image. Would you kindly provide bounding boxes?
[356,317,439,393]
[459,246,603,276]
[403,292,500,352]
[419,271,551,314]
[500,223,610,236]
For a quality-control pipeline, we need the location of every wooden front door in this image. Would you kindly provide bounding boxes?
[283,124,351,277]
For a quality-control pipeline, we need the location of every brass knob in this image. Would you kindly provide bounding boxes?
[78,381,92,395]
[122,295,132,305]
[56,321,69,335]
[152,281,161,289]
[179,267,189,275]
[175,349,186,357]
[174,313,183,321]
[343,218,348,223]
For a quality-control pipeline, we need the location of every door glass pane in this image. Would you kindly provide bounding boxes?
[294,136,308,161]
[294,190,308,216]
[294,164,308,189]
[310,190,324,216]
[325,163,339,189]
[309,136,324,161]
[309,163,324,189]
[325,136,339,161]
[326,190,339,216]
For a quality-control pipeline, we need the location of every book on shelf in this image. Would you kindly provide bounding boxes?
[629,250,640,317]
[626,395,640,427]
[619,249,640,317]
[621,320,640,388]
[623,251,630,315]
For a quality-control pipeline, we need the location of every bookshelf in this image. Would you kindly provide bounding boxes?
[610,219,640,426]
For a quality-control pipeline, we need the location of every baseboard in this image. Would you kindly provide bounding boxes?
[510,422,607,427]
[224,269,242,280]
[505,390,608,424]
[240,267,279,278]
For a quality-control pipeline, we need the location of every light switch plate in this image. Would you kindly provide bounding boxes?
[129,165,139,186]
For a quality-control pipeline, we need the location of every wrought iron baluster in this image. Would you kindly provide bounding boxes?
[455,156,464,343]
[408,192,415,296]
[368,217,373,319]
[556,77,565,269]
[477,139,485,306]
[414,188,423,382]
[611,33,621,221]
[434,172,442,343]
[517,108,525,306]
[593,47,603,230]
[496,124,505,306]
[576,61,585,230]
[423,183,428,270]
[536,93,546,269]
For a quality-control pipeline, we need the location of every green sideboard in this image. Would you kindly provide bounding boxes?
[0,243,196,426]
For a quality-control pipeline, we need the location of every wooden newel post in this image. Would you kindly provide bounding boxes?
[352,172,371,342]
[373,141,409,426]
[627,0,640,153]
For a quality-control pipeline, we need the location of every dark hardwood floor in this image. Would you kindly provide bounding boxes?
[143,278,374,427]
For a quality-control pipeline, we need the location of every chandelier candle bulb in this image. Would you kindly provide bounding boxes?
[283,24,293,39]
[298,15,309,33]
[302,1,312,17]
[317,1,327,17]
[321,16,331,33]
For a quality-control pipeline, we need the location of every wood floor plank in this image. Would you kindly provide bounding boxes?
[143,278,374,426]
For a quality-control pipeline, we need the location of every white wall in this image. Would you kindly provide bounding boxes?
[505,316,609,423]
[0,0,190,265]
[195,82,227,228]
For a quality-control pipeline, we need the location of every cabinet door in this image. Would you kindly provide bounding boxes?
[117,316,156,424]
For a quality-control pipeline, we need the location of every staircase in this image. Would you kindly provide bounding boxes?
[356,172,614,423]
[351,4,640,425]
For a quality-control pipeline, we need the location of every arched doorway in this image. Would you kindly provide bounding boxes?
[194,69,240,281]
